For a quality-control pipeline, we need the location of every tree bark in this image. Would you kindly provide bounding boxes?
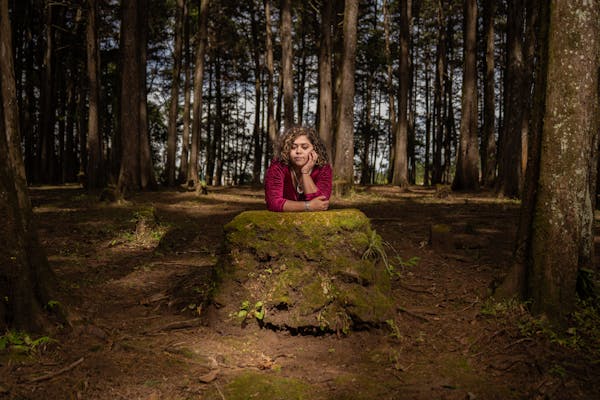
[280,0,294,128]
[189,0,209,187]
[166,0,185,186]
[117,0,142,196]
[178,0,191,184]
[333,0,358,195]
[1,0,58,331]
[392,0,410,188]
[432,0,446,184]
[481,0,496,187]
[383,0,396,182]
[497,0,526,198]
[318,0,333,162]
[86,0,104,190]
[251,0,263,184]
[452,0,479,191]
[527,0,599,324]
[264,0,277,155]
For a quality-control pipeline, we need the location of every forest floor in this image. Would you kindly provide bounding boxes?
[2,184,600,400]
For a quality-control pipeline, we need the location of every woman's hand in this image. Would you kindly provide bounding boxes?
[301,150,318,174]
[308,195,329,211]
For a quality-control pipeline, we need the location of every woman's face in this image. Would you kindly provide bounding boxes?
[289,135,314,167]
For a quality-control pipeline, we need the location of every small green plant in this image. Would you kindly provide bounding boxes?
[0,331,56,354]
[235,300,265,322]
[362,230,419,278]
[385,319,402,340]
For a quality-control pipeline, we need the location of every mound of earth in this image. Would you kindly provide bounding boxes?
[212,209,394,334]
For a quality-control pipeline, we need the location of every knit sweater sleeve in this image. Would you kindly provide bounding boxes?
[304,164,333,201]
[264,160,288,212]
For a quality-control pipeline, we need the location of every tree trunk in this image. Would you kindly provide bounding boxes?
[117,0,142,196]
[481,0,496,187]
[251,0,262,184]
[318,0,333,162]
[498,0,599,327]
[137,2,155,190]
[1,0,58,331]
[527,0,599,325]
[264,0,277,155]
[189,0,209,187]
[86,0,104,190]
[280,0,294,128]
[432,0,446,184]
[39,1,55,183]
[392,0,410,188]
[383,0,396,183]
[166,0,185,186]
[452,0,479,191]
[333,0,358,195]
[178,0,191,184]
[497,0,526,198]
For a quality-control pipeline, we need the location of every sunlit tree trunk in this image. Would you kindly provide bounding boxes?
[318,0,333,162]
[280,0,294,128]
[166,0,185,186]
[178,0,191,184]
[452,0,479,191]
[250,1,262,184]
[333,0,358,195]
[498,1,599,327]
[392,0,410,188]
[189,0,209,186]
[383,0,396,182]
[264,0,277,154]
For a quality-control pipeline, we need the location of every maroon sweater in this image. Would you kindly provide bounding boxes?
[264,159,333,212]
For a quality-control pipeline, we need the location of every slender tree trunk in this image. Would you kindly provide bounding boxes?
[481,0,496,187]
[189,0,209,186]
[333,0,358,195]
[137,2,155,190]
[497,0,526,198]
[39,1,55,183]
[383,0,396,183]
[432,0,446,184]
[280,0,294,128]
[264,0,277,154]
[166,0,185,186]
[178,0,191,184]
[1,0,59,331]
[251,1,263,184]
[318,0,333,162]
[452,0,479,191]
[86,0,104,190]
[392,0,410,188]
[424,61,431,186]
[297,9,306,124]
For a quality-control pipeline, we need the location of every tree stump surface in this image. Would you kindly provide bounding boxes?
[212,209,394,334]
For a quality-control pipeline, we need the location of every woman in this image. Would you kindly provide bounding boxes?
[265,126,332,212]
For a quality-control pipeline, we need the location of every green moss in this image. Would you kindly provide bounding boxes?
[203,371,313,400]
[216,209,395,333]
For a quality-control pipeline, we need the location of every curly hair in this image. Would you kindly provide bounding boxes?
[274,126,329,167]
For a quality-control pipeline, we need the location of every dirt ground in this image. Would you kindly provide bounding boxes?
[1,185,600,399]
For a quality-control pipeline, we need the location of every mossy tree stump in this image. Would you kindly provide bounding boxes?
[212,209,394,334]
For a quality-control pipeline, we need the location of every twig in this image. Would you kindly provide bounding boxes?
[214,381,226,400]
[144,318,202,334]
[27,357,84,383]
[397,306,431,322]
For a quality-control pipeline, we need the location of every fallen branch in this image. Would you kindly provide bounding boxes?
[397,306,431,322]
[27,357,84,383]
[144,318,202,334]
